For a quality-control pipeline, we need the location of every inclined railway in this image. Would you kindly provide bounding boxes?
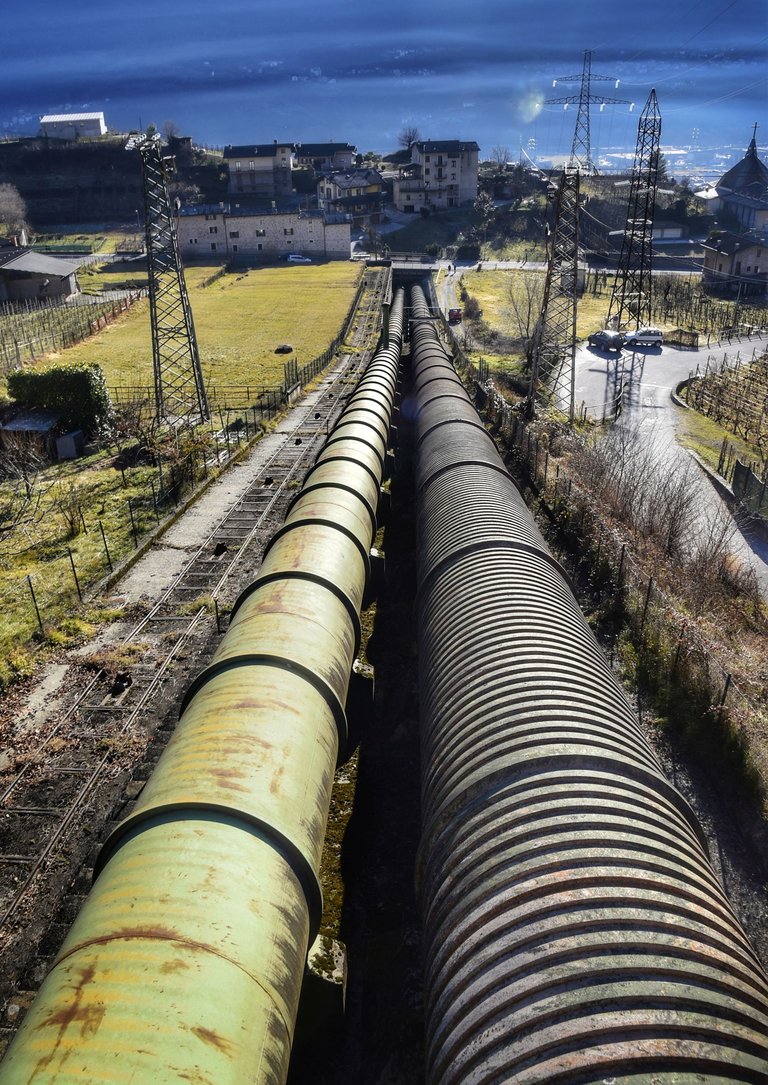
[0,276,767,1084]
[0,268,389,1049]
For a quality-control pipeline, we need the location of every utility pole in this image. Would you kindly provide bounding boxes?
[546,49,630,174]
[127,132,209,425]
[607,89,662,331]
[527,166,580,423]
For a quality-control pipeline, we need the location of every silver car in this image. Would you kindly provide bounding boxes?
[624,326,663,347]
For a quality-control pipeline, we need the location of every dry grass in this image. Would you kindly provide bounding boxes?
[37,262,363,390]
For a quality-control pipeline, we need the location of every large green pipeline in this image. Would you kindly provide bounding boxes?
[0,289,405,1085]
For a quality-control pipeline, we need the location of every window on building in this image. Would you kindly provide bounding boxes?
[451,173,456,181]
[255,228,266,237]
[718,263,723,272]
[235,161,241,171]
[283,227,294,235]
[209,226,218,234]
[249,160,255,170]
[229,231,240,238]
[425,168,430,176]
[257,243,263,251]
[211,243,217,250]
[205,214,216,221]
[425,155,431,162]
[451,160,456,167]
[232,244,238,252]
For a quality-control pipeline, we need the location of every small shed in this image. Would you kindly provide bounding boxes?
[0,410,61,458]
[40,112,107,139]
[0,249,80,302]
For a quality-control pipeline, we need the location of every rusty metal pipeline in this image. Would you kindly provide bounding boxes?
[0,290,404,1085]
[409,284,768,1084]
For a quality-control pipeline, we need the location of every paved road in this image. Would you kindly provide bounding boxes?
[574,333,768,593]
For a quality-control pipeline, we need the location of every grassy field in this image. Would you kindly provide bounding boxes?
[458,268,613,343]
[37,262,363,391]
[0,259,365,682]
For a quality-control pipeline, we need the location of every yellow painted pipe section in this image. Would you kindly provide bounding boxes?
[0,287,405,1085]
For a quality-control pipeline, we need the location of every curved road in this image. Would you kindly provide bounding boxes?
[574,333,768,593]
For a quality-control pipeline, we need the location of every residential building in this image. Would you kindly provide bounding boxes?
[317,169,384,228]
[294,142,356,172]
[39,112,107,139]
[223,142,294,197]
[701,230,767,296]
[177,205,351,260]
[393,139,479,213]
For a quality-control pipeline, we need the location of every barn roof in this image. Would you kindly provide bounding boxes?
[40,113,105,123]
[0,249,81,277]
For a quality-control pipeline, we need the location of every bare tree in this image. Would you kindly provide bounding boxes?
[0,440,48,551]
[0,183,28,239]
[398,125,420,152]
[506,272,545,339]
[489,145,511,168]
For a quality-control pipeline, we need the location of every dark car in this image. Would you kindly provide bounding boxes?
[448,307,462,324]
[587,329,624,352]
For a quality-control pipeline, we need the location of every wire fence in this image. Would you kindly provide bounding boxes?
[0,293,145,371]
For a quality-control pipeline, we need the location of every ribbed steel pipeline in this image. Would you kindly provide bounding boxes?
[0,290,405,1085]
[409,285,768,1084]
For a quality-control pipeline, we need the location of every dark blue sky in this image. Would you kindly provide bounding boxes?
[3,0,766,155]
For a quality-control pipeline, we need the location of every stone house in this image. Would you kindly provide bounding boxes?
[223,142,294,197]
[177,206,350,260]
[701,231,767,296]
[294,142,356,172]
[317,169,384,228]
[393,139,479,213]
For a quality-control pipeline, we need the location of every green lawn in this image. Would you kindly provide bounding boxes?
[42,262,363,390]
[0,259,365,683]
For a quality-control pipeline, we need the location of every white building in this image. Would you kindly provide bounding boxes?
[40,113,107,139]
[177,206,351,260]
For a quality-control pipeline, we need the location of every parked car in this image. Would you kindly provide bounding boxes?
[448,307,463,324]
[587,329,624,352]
[623,326,664,348]
[287,254,312,264]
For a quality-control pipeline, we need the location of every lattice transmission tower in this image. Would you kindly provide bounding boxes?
[607,89,662,331]
[127,132,209,425]
[527,166,580,423]
[546,49,630,174]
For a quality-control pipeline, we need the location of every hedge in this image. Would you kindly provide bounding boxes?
[7,364,113,436]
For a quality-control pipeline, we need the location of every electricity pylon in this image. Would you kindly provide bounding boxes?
[527,166,580,423]
[607,89,662,331]
[127,132,209,425]
[546,49,630,173]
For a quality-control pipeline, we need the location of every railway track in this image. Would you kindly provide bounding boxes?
[0,267,390,1048]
